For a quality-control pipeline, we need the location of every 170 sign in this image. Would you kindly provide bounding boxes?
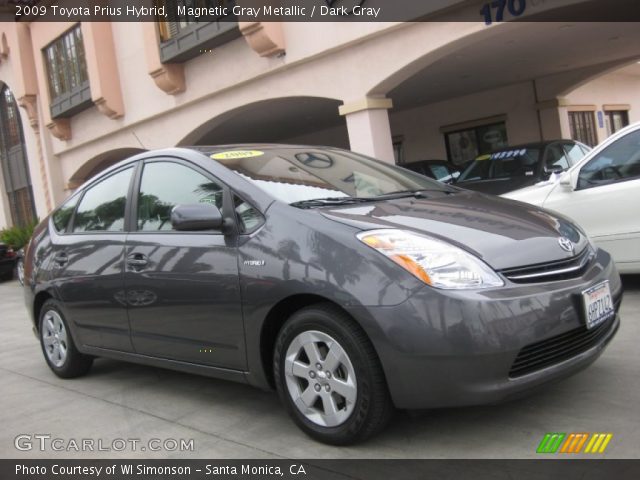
[480,0,527,25]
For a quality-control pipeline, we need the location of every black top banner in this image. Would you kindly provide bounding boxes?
[1,0,640,23]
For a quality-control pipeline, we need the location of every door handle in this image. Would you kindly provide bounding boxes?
[127,253,149,269]
[53,252,68,266]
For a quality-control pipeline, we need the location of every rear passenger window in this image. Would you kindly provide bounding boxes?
[137,162,223,231]
[73,168,133,233]
[52,194,79,233]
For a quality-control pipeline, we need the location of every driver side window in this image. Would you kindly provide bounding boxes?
[137,162,223,231]
[544,144,570,172]
[577,130,640,190]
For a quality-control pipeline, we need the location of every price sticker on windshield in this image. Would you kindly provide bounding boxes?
[211,150,264,160]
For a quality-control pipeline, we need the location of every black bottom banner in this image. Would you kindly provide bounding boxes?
[2,459,640,480]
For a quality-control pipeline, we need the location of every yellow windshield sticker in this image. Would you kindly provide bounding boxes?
[211,150,264,160]
[476,154,491,161]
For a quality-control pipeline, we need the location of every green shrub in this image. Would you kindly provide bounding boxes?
[0,219,38,250]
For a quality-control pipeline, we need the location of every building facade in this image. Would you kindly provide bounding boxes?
[1,0,640,227]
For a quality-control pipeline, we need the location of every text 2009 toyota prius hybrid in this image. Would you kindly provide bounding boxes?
[23,146,621,444]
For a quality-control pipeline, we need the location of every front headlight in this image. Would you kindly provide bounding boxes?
[357,229,504,289]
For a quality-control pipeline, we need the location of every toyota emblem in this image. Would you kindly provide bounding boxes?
[558,237,574,254]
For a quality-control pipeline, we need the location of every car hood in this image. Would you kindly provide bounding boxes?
[456,177,537,195]
[319,190,588,271]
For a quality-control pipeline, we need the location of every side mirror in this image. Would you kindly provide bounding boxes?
[171,203,223,231]
[558,171,575,190]
[544,164,565,176]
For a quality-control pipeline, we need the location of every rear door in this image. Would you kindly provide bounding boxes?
[124,158,245,369]
[51,166,135,351]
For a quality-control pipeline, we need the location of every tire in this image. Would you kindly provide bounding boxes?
[39,300,93,378]
[274,303,393,445]
[15,258,24,286]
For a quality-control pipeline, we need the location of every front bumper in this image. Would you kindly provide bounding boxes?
[347,248,622,409]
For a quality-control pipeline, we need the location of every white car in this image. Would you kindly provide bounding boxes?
[504,122,640,274]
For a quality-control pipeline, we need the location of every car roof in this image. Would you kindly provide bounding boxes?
[186,144,324,155]
[63,144,355,213]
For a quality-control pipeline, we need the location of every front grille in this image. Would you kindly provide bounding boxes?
[509,313,617,378]
[500,247,594,283]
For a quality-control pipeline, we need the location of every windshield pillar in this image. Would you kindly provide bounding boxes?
[339,97,395,164]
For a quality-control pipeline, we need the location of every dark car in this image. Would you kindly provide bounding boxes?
[402,159,462,184]
[456,140,591,195]
[0,242,17,281]
[23,145,621,445]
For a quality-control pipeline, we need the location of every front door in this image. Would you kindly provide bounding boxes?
[124,159,245,369]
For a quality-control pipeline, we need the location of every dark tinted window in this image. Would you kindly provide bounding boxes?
[579,144,591,156]
[578,129,640,189]
[138,162,223,231]
[544,144,570,171]
[73,168,133,232]
[204,148,449,204]
[52,194,79,233]
[563,142,587,166]
[458,148,540,181]
[427,164,451,181]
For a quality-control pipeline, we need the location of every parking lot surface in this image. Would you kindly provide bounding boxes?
[1,276,639,459]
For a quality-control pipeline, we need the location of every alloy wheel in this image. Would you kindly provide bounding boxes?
[42,310,68,368]
[284,330,357,427]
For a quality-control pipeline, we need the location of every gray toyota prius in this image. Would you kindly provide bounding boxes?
[23,145,622,444]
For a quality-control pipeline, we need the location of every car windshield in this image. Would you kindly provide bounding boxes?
[458,148,540,182]
[427,164,451,180]
[205,147,451,205]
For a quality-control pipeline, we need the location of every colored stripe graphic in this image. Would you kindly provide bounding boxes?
[560,433,589,453]
[538,433,613,454]
[584,433,613,453]
[537,433,566,453]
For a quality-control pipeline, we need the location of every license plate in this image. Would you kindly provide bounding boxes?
[582,281,614,329]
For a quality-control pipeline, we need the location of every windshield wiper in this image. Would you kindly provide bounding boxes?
[373,189,456,200]
[291,189,458,208]
[290,197,370,209]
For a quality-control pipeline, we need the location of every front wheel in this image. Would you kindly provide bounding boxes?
[39,300,93,378]
[274,303,393,445]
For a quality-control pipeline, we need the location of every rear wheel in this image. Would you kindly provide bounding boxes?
[274,303,393,445]
[39,300,93,378]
